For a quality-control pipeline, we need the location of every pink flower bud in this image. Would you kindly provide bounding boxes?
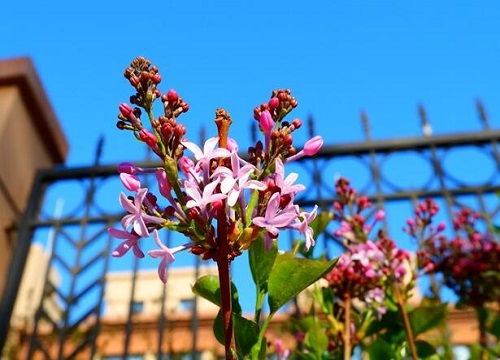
[139,129,157,148]
[259,110,274,134]
[374,210,385,221]
[155,169,172,199]
[167,89,178,103]
[178,156,195,176]
[437,222,446,232]
[120,173,141,191]
[304,136,323,156]
[268,97,279,112]
[118,162,137,174]
[406,218,415,227]
[119,103,132,117]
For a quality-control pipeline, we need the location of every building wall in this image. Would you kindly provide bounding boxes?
[0,57,68,299]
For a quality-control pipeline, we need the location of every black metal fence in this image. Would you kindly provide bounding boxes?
[1,102,499,359]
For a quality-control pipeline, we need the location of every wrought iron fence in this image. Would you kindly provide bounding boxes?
[1,101,499,359]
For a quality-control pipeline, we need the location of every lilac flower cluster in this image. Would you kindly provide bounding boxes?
[326,178,413,312]
[409,202,500,307]
[108,57,323,283]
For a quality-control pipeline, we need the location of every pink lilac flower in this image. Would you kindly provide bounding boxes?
[107,227,144,258]
[252,192,299,249]
[181,136,231,183]
[178,156,198,182]
[291,205,318,250]
[148,230,195,283]
[275,339,291,360]
[212,150,266,207]
[184,178,227,219]
[285,135,323,162]
[272,158,306,196]
[119,188,165,237]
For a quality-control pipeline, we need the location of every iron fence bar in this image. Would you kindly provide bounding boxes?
[295,185,500,209]
[55,140,102,360]
[361,111,388,231]
[89,229,113,358]
[123,243,140,359]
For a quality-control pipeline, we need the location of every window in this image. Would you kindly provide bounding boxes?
[131,301,144,314]
[178,298,194,312]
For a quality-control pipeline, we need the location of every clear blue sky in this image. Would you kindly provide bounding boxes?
[2,1,500,312]
[2,1,500,166]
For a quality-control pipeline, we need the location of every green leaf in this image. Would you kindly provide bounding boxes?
[268,254,337,314]
[249,235,278,293]
[415,340,437,358]
[409,304,447,336]
[213,311,260,358]
[366,338,397,360]
[365,309,403,337]
[304,322,328,357]
[192,275,242,314]
[490,314,500,339]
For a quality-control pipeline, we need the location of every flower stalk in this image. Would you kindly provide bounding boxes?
[215,109,236,359]
[343,294,352,360]
[395,288,418,360]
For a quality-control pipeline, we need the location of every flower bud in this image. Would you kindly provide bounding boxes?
[259,110,274,134]
[303,135,323,156]
[139,129,157,148]
[268,97,279,112]
[374,210,385,221]
[292,118,302,129]
[152,73,162,84]
[120,173,141,191]
[118,162,138,174]
[167,89,178,103]
[119,103,132,117]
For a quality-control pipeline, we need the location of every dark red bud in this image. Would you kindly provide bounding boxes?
[129,76,139,87]
[140,71,149,82]
[167,89,179,103]
[174,124,186,138]
[152,73,162,84]
[292,118,302,129]
[268,97,279,111]
[283,134,293,147]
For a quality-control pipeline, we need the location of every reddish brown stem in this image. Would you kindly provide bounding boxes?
[343,295,352,360]
[214,108,236,359]
[396,290,419,360]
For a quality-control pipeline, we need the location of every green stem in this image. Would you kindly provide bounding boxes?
[254,290,265,324]
[476,306,488,360]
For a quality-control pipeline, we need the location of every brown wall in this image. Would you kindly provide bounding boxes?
[0,57,68,298]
